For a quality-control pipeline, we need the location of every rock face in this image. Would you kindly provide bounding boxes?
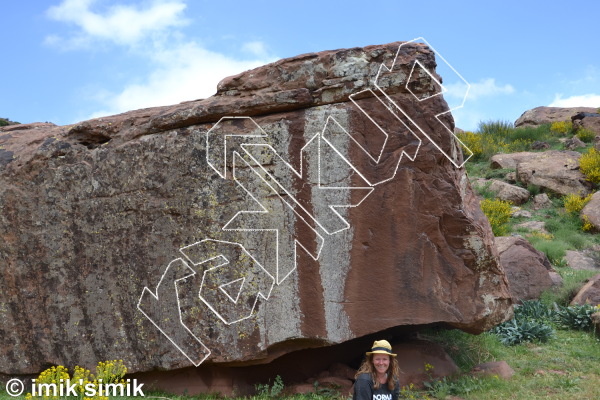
[565,250,600,271]
[495,236,559,302]
[514,106,598,128]
[392,340,459,387]
[582,191,600,231]
[490,152,535,169]
[570,274,600,306]
[572,112,600,135]
[0,41,512,378]
[516,150,592,196]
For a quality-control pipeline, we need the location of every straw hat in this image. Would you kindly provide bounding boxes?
[365,340,396,357]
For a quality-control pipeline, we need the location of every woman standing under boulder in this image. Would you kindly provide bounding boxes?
[353,340,401,400]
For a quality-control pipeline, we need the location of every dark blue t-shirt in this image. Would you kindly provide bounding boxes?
[353,373,400,400]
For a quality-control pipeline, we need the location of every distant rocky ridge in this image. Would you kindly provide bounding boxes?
[0,118,20,126]
[514,106,599,128]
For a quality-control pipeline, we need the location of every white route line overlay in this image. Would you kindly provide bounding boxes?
[137,37,472,366]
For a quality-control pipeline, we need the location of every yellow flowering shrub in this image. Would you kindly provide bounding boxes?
[25,365,70,400]
[579,148,600,184]
[24,360,127,400]
[550,120,573,134]
[456,131,483,160]
[480,198,512,236]
[563,192,593,214]
[531,231,554,240]
[96,359,127,383]
[582,215,595,232]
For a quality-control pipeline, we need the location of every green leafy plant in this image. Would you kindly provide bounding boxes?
[492,317,554,345]
[256,375,285,398]
[576,128,596,143]
[491,300,556,345]
[554,304,596,331]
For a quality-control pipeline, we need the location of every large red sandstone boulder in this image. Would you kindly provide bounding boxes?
[0,42,512,378]
[495,236,560,302]
[514,106,598,128]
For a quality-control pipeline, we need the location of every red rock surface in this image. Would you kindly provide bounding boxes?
[495,236,558,302]
[0,41,511,381]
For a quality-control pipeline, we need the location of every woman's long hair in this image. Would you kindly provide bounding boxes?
[354,354,400,391]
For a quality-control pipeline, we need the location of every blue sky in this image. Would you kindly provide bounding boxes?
[2,0,599,131]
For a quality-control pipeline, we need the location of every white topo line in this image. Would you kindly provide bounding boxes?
[137,37,472,366]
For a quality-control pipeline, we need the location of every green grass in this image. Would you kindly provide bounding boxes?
[420,328,600,400]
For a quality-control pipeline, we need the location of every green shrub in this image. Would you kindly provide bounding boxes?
[480,198,512,236]
[554,304,596,331]
[491,300,556,346]
[492,318,554,345]
[516,299,554,322]
[579,148,600,184]
[576,128,596,143]
[255,375,284,397]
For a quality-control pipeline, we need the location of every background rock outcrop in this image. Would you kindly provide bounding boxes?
[514,106,598,128]
[0,41,512,381]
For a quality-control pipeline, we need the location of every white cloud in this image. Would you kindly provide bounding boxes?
[46,0,188,47]
[89,41,276,118]
[549,93,600,107]
[44,1,277,120]
[242,41,269,58]
[466,78,515,100]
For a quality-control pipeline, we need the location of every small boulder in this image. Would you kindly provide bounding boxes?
[514,221,549,235]
[392,339,459,388]
[511,207,532,218]
[516,150,592,196]
[533,193,552,210]
[565,250,599,271]
[570,274,600,306]
[531,141,550,150]
[506,171,517,183]
[581,191,600,231]
[475,179,530,205]
[328,362,356,381]
[491,151,536,169]
[471,361,515,380]
[564,136,586,150]
[495,236,559,302]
